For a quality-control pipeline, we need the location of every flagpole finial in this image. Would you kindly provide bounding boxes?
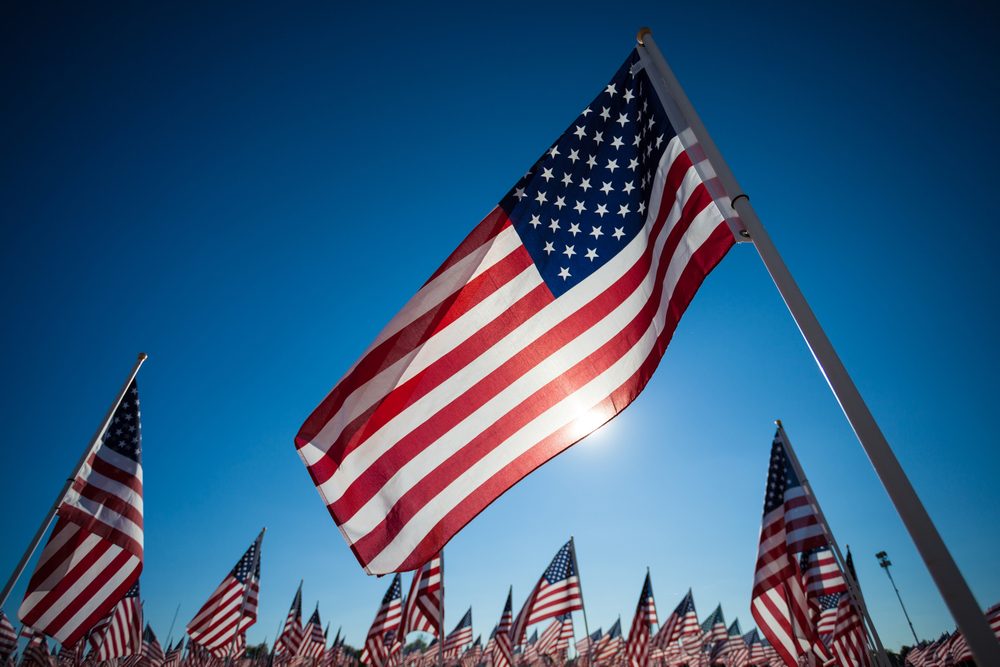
[138,352,148,362]
[774,418,783,429]
[636,27,652,45]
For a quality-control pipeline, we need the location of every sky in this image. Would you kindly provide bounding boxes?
[2,0,999,656]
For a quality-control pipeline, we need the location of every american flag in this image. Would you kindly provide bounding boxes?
[740,630,765,667]
[750,430,823,666]
[140,624,165,667]
[575,628,600,667]
[56,638,84,667]
[363,574,403,667]
[491,589,513,667]
[277,582,304,656]
[443,608,473,657]
[294,47,737,575]
[800,547,847,598]
[625,573,657,667]
[18,380,145,645]
[700,605,727,645]
[652,590,698,650]
[460,636,483,667]
[402,554,443,639]
[91,581,143,661]
[300,607,326,659]
[829,594,871,667]
[519,630,538,666]
[186,531,263,658]
[0,612,17,663]
[511,541,583,645]
[716,620,746,667]
[532,615,566,660]
[594,620,623,665]
[21,627,51,667]
[987,602,1000,638]
[163,640,184,667]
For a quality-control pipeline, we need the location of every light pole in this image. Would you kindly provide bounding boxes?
[876,550,920,645]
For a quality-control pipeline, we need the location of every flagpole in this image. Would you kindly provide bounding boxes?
[635,27,999,666]
[437,551,445,667]
[226,528,266,666]
[0,353,149,609]
[567,537,591,667]
[775,421,890,667]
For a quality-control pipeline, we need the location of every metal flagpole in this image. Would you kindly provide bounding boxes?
[775,420,890,667]
[166,603,182,650]
[226,528,266,666]
[567,537,591,664]
[634,27,999,666]
[0,352,149,609]
[437,552,444,667]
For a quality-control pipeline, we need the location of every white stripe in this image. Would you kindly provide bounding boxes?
[330,142,705,523]
[365,201,722,571]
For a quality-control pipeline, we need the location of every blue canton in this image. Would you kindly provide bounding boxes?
[231,540,260,583]
[542,542,577,583]
[382,573,402,603]
[101,381,142,462]
[500,50,678,298]
[762,433,802,515]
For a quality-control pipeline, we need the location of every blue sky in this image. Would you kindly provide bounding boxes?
[1,0,998,655]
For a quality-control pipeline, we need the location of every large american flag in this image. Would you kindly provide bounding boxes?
[402,554,443,638]
[276,583,304,656]
[625,573,657,667]
[491,589,513,667]
[18,380,145,645]
[186,531,263,658]
[511,541,583,646]
[363,574,403,667]
[294,48,737,574]
[750,430,823,666]
[90,581,143,661]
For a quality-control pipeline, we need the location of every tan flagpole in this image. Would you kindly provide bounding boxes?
[0,353,149,609]
[635,27,999,665]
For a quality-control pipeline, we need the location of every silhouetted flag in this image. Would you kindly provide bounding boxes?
[511,542,583,646]
[186,531,263,658]
[625,573,657,667]
[750,430,820,666]
[363,575,403,667]
[294,48,737,575]
[402,554,443,639]
[18,382,144,645]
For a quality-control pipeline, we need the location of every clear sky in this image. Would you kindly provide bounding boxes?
[2,0,998,655]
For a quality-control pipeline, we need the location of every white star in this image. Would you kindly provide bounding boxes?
[573,200,587,214]
[632,134,641,148]
[605,158,619,173]
[643,99,648,112]
[600,106,611,120]
[529,214,542,228]
[535,191,548,204]
[554,196,566,210]
[581,107,592,116]
[590,225,603,239]
[605,83,617,97]
[563,244,576,258]
[611,136,624,150]
[638,201,646,214]
[595,203,609,217]
[574,125,587,139]
[549,218,560,232]
[549,145,561,158]
[561,172,573,187]
[647,116,655,131]
[613,226,625,240]
[600,181,614,195]
[623,88,635,102]
[618,203,631,217]
[623,180,635,194]
[586,155,597,169]
[558,267,571,280]
[593,131,604,145]
[568,149,580,163]
[579,177,592,192]
[616,113,629,127]
[585,248,599,261]
[568,222,581,236]
[541,167,554,182]
[513,187,526,201]
[656,134,664,147]
[628,157,639,171]
[543,241,555,254]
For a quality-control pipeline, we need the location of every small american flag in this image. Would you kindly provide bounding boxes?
[625,573,657,667]
[575,628,600,667]
[402,554,443,639]
[491,589,513,667]
[139,624,165,667]
[987,602,1000,638]
[276,582,304,656]
[91,581,143,661]
[300,606,326,659]
[294,48,737,575]
[652,589,698,649]
[594,620,623,665]
[18,381,145,645]
[186,531,263,658]
[511,541,583,646]
[0,611,17,663]
[363,574,403,667]
[21,627,51,667]
[829,594,872,667]
[750,430,821,666]
[162,640,184,667]
[443,608,473,657]
[532,615,564,660]
[700,605,727,645]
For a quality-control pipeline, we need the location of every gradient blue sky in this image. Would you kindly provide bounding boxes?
[2,0,998,654]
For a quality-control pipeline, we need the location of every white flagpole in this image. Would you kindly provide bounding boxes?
[634,27,998,665]
[775,420,890,667]
[0,352,149,609]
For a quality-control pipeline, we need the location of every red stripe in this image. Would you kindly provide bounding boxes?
[297,212,513,450]
[347,185,718,563]
[58,505,142,558]
[70,483,143,533]
[390,223,734,570]
[86,454,143,495]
